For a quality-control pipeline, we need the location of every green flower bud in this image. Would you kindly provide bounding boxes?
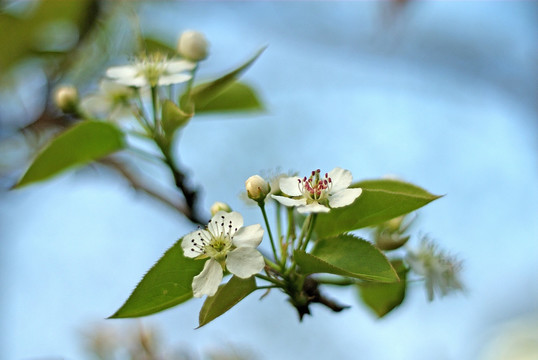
[53,85,78,113]
[177,30,209,62]
[245,175,270,203]
[210,201,232,216]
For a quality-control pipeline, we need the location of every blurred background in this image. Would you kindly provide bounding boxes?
[1,1,537,359]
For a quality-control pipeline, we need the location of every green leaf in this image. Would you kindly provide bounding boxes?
[16,121,125,188]
[315,179,441,238]
[295,234,399,282]
[183,46,266,110]
[110,238,205,318]
[142,37,178,57]
[359,260,408,317]
[161,99,192,137]
[198,276,257,328]
[194,82,263,114]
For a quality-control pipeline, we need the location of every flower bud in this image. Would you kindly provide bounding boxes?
[245,175,270,203]
[53,85,79,113]
[210,201,232,216]
[177,30,209,61]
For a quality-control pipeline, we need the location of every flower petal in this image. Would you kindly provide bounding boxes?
[106,65,138,79]
[279,176,302,196]
[233,224,263,248]
[328,167,353,193]
[181,230,210,258]
[328,188,362,208]
[158,73,192,86]
[297,203,330,214]
[114,76,147,87]
[166,59,196,73]
[208,211,243,237]
[192,259,223,297]
[226,247,264,279]
[271,195,307,207]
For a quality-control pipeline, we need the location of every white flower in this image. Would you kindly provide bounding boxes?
[271,167,362,213]
[106,55,195,88]
[182,211,264,297]
[406,237,464,301]
[177,30,209,61]
[80,80,135,120]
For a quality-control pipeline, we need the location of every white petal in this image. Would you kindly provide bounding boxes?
[233,224,263,248]
[192,259,223,297]
[158,73,191,86]
[208,211,243,237]
[166,59,196,73]
[328,167,353,193]
[279,176,302,196]
[106,65,138,79]
[226,247,264,278]
[114,76,147,87]
[297,203,330,214]
[271,195,307,207]
[181,230,209,258]
[328,188,362,208]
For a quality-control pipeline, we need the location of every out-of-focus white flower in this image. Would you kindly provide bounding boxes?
[80,80,135,120]
[106,54,195,88]
[272,167,362,213]
[406,237,464,301]
[177,30,209,61]
[245,175,270,203]
[53,85,78,112]
[210,201,232,216]
[181,211,264,297]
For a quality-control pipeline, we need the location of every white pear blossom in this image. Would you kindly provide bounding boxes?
[106,54,195,88]
[182,211,264,297]
[271,167,362,213]
[406,237,464,301]
[80,80,135,120]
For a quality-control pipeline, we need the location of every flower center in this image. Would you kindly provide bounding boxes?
[191,216,236,260]
[297,169,332,203]
[137,54,168,87]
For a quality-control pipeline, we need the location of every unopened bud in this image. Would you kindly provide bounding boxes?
[245,175,270,203]
[210,201,232,216]
[177,30,209,62]
[54,85,78,113]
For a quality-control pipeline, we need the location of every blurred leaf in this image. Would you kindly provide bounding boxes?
[194,82,263,114]
[315,179,441,238]
[0,0,93,73]
[16,121,125,188]
[295,234,399,282]
[161,99,192,138]
[198,276,257,328]
[182,46,266,109]
[359,260,408,317]
[142,37,177,57]
[110,238,205,318]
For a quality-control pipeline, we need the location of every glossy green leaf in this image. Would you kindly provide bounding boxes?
[198,276,257,328]
[295,235,399,282]
[16,121,125,188]
[359,260,408,317]
[161,99,192,137]
[194,82,263,113]
[182,46,266,109]
[315,179,441,238]
[110,238,205,318]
